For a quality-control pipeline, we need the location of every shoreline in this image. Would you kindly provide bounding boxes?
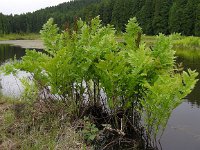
[0,40,44,49]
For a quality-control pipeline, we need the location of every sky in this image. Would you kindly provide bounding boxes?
[0,0,70,15]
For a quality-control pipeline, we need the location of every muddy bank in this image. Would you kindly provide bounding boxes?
[0,40,44,49]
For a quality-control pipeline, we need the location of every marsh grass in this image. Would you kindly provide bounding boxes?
[175,48,200,60]
[142,35,156,46]
[0,97,89,150]
[0,33,40,41]
[136,35,200,50]
[173,36,200,50]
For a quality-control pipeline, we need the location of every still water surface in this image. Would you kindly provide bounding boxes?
[161,52,200,150]
[0,44,200,150]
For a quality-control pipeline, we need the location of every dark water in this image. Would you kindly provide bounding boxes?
[0,44,26,65]
[0,45,26,97]
[0,44,200,149]
[0,45,41,97]
[177,54,200,107]
[160,52,200,150]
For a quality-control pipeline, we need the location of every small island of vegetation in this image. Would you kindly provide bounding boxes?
[0,16,198,149]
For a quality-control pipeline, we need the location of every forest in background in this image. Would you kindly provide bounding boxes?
[0,0,200,36]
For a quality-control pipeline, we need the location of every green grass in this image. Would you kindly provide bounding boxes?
[175,48,200,59]
[0,33,40,41]
[173,36,200,50]
[141,35,200,50]
[141,35,156,46]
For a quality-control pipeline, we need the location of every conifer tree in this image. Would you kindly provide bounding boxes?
[138,0,154,34]
[182,1,196,35]
[152,0,172,34]
[195,3,200,36]
[169,2,181,33]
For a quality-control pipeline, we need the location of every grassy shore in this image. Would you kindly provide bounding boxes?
[1,33,199,50]
[142,35,200,50]
[0,96,90,150]
[0,33,40,41]
[175,48,200,59]
[173,36,200,50]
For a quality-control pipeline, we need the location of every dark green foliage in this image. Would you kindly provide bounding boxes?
[182,0,196,35]
[168,2,182,33]
[0,0,200,35]
[152,0,172,34]
[138,0,154,34]
[195,4,200,36]
[111,0,134,31]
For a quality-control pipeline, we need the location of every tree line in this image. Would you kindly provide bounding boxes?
[0,0,200,36]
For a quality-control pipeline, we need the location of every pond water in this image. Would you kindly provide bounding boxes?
[0,45,26,97]
[160,52,200,150]
[0,44,200,149]
[0,44,26,65]
[0,45,39,97]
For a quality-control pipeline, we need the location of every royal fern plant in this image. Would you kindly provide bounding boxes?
[0,16,198,145]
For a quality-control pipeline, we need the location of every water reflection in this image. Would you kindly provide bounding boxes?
[0,45,35,97]
[161,101,200,150]
[0,44,26,65]
[176,50,200,107]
